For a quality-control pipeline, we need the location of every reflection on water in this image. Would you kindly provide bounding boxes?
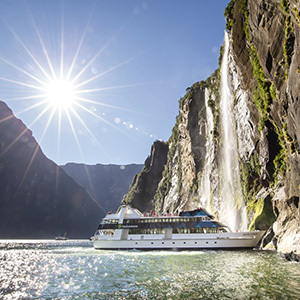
[1,240,300,299]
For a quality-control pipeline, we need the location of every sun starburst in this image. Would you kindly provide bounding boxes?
[44,78,77,111]
[0,1,156,173]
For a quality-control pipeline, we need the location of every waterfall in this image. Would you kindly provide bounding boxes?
[198,88,214,211]
[219,31,247,231]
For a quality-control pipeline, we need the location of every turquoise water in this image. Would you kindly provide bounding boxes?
[1,240,300,299]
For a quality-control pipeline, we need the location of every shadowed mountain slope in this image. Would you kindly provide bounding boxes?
[0,101,105,238]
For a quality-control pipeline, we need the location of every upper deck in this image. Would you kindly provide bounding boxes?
[98,205,228,232]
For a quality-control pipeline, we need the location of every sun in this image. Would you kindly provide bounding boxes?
[44,78,77,111]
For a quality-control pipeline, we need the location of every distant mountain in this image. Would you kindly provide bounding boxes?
[61,163,143,213]
[0,101,105,238]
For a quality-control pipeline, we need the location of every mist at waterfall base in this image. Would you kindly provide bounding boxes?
[1,240,300,300]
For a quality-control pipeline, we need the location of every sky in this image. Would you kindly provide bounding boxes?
[0,0,229,166]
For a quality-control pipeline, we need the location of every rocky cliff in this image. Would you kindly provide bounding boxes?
[0,101,105,238]
[62,163,143,212]
[123,0,300,259]
[122,140,169,212]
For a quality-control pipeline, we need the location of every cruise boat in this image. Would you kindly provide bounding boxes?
[93,205,265,250]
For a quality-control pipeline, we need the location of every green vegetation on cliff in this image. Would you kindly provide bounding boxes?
[206,70,221,140]
[249,195,277,231]
[240,152,261,205]
[292,6,300,26]
[281,0,295,77]
[224,0,236,31]
[238,0,289,230]
[240,0,274,130]
[241,0,287,181]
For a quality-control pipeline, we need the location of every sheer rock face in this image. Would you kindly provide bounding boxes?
[121,140,169,212]
[123,0,300,258]
[0,101,105,238]
[231,0,300,257]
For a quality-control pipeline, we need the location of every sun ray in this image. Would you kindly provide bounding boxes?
[56,0,65,197]
[0,57,46,86]
[60,1,65,80]
[56,108,62,162]
[74,101,139,142]
[15,143,40,199]
[65,108,86,162]
[26,3,56,80]
[74,58,133,89]
[73,42,150,89]
[5,23,52,81]
[66,4,95,81]
[55,164,60,198]
[81,164,99,208]
[75,82,144,94]
[71,12,132,85]
[69,106,111,157]
[4,95,47,101]
[77,93,154,117]
[0,104,51,158]
[39,107,57,142]
[0,114,14,124]
[0,2,153,167]
[76,96,139,113]
[0,76,45,91]
[16,103,56,193]
[71,32,118,84]
[63,108,109,212]
[12,99,48,115]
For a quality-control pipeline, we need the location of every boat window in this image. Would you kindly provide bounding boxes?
[103,219,119,224]
[98,229,114,235]
[128,228,163,235]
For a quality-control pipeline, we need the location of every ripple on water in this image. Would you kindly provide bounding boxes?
[0,241,300,300]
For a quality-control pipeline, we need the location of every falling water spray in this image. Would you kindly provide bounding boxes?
[198,89,214,211]
[219,32,247,231]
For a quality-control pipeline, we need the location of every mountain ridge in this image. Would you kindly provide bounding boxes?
[61,162,143,213]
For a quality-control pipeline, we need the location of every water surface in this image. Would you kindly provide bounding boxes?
[1,240,300,299]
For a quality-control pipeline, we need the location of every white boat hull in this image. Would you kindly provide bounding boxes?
[93,231,264,250]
